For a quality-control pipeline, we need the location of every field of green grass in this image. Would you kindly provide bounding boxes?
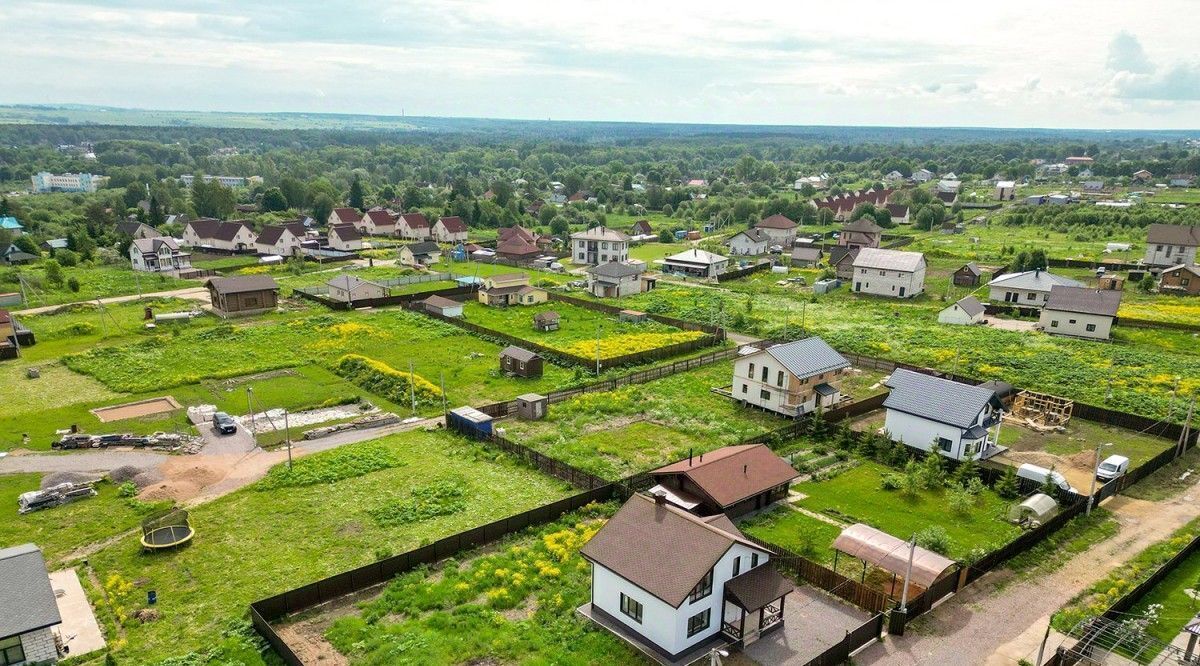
[81,430,574,664]
[1126,546,1200,649]
[0,261,193,307]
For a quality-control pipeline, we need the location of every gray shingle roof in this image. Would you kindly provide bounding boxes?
[405,241,440,255]
[0,544,61,640]
[500,345,540,362]
[759,337,850,379]
[883,368,1001,429]
[1147,224,1200,247]
[730,228,772,244]
[1044,286,1122,317]
[988,270,1083,292]
[587,262,644,279]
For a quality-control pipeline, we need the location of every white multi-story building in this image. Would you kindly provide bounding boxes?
[882,369,1004,461]
[731,338,850,418]
[570,227,630,265]
[178,174,263,188]
[851,248,926,298]
[1143,224,1199,267]
[30,172,109,193]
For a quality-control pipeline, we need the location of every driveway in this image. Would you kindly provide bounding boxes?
[50,568,106,658]
[0,449,167,474]
[732,581,873,666]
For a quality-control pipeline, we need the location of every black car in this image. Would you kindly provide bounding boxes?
[212,412,238,435]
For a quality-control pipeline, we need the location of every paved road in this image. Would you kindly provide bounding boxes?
[0,450,168,474]
[14,286,211,316]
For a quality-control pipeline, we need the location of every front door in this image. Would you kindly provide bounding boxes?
[855,282,861,292]
[899,286,906,297]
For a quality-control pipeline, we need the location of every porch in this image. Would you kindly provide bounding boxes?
[721,565,795,646]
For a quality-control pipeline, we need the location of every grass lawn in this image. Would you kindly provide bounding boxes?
[0,475,173,565]
[319,503,641,665]
[787,461,1021,561]
[0,261,193,307]
[1127,546,1200,648]
[498,361,783,479]
[461,300,706,361]
[739,506,843,565]
[84,429,575,664]
[428,259,573,286]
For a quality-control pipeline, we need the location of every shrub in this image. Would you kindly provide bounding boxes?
[56,249,80,267]
[996,467,1020,499]
[256,442,403,490]
[915,526,952,555]
[117,482,138,498]
[920,452,946,489]
[332,354,443,407]
[67,276,81,292]
[947,487,976,516]
[880,473,904,491]
[367,479,468,526]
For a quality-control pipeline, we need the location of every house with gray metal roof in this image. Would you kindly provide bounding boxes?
[987,269,1084,308]
[882,369,1004,461]
[1038,286,1122,340]
[731,337,851,418]
[585,261,650,298]
[0,544,62,664]
[938,295,986,325]
[851,248,926,298]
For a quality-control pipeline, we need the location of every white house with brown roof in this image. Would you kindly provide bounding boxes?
[182,219,256,252]
[732,337,850,418]
[327,224,362,251]
[1038,286,1122,340]
[432,216,469,243]
[753,214,797,245]
[1144,224,1199,267]
[579,494,793,663]
[358,208,398,236]
[254,225,303,256]
[129,237,191,275]
[327,207,360,227]
[851,248,926,298]
[839,218,883,249]
[649,445,799,518]
[396,212,432,240]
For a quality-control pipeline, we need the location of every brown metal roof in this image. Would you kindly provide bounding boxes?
[186,218,222,239]
[331,207,359,223]
[1044,286,1122,317]
[833,523,956,589]
[213,221,253,242]
[843,217,883,233]
[330,224,361,241]
[205,275,279,295]
[399,212,430,229]
[1147,223,1200,246]
[497,237,541,256]
[533,311,560,323]
[500,345,540,362]
[437,216,469,233]
[724,563,795,611]
[651,445,799,508]
[756,214,797,230]
[580,494,769,608]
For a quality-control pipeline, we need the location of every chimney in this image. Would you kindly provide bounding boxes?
[688,448,693,466]
[653,492,667,505]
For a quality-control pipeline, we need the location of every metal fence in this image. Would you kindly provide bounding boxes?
[293,271,457,297]
[745,535,891,614]
[803,613,886,666]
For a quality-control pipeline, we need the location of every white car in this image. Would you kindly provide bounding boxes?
[1096,455,1130,481]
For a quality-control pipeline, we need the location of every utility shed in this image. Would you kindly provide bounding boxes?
[618,309,647,323]
[532,311,560,332]
[204,275,280,317]
[500,345,543,378]
[516,393,548,420]
[447,406,493,437]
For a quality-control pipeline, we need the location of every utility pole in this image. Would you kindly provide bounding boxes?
[245,387,257,450]
[284,410,292,470]
[1177,398,1196,459]
[1086,442,1109,515]
[408,360,417,415]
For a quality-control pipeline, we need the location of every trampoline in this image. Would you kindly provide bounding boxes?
[140,509,195,551]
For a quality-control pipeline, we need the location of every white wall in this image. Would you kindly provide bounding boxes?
[1039,309,1114,340]
[758,228,794,245]
[1143,243,1197,267]
[852,265,925,298]
[20,626,58,663]
[728,235,767,255]
[938,303,980,325]
[884,408,993,460]
[989,285,1049,307]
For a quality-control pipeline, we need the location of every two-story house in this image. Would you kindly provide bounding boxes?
[731,337,851,418]
[432,216,469,243]
[327,224,362,251]
[396,212,432,240]
[753,214,797,246]
[851,248,926,298]
[987,269,1084,308]
[1159,264,1200,295]
[838,218,883,249]
[570,227,630,265]
[327,207,360,227]
[726,228,772,256]
[882,368,1004,461]
[358,207,398,236]
[129,237,192,275]
[579,494,794,662]
[1143,224,1199,267]
[585,262,650,298]
[254,225,303,257]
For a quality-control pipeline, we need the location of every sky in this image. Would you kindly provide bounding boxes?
[2,0,1199,129]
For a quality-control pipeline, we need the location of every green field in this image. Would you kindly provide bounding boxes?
[1126,546,1200,649]
[80,430,574,664]
[0,261,193,307]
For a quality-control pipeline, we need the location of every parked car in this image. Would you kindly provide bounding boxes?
[1017,463,1075,493]
[212,412,238,435]
[1096,455,1130,481]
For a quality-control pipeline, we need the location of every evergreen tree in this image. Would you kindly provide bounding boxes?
[148,195,164,226]
[996,467,1020,499]
[348,176,365,211]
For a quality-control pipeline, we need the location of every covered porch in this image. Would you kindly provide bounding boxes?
[721,564,795,646]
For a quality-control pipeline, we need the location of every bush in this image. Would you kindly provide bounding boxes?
[56,249,80,267]
[67,276,80,292]
[947,487,976,516]
[880,473,904,491]
[332,354,443,407]
[915,525,952,555]
[117,482,138,498]
[996,467,1020,499]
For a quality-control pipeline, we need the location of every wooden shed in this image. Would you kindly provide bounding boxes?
[516,393,548,420]
[532,311,560,332]
[500,345,543,378]
[618,309,648,323]
[953,262,981,287]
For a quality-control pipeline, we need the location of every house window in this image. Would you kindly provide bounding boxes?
[689,569,714,603]
[748,363,755,379]
[860,268,867,274]
[687,608,712,637]
[1050,320,1059,328]
[760,389,771,401]
[1183,278,1191,286]
[1086,323,1097,332]
[937,437,953,453]
[741,384,748,394]
[1026,292,1036,300]
[1068,319,1076,325]
[751,552,760,568]
[879,270,886,276]
[0,636,24,666]
[577,253,585,260]
[619,593,643,623]
[761,366,769,382]
[1156,244,1163,251]
[732,556,742,577]
[776,370,784,387]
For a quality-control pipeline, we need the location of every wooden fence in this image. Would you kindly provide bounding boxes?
[717,261,771,282]
[746,535,891,614]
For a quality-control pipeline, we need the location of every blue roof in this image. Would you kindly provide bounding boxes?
[0,217,22,230]
[455,276,483,285]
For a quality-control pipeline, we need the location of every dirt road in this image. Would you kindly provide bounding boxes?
[14,286,211,316]
[0,449,168,474]
[855,480,1200,665]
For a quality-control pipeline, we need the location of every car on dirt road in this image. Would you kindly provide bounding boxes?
[212,412,238,435]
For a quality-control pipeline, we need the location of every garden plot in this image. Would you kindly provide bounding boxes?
[460,300,707,361]
[91,396,182,422]
[82,429,575,665]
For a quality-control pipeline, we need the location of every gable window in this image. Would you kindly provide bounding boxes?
[689,569,714,603]
[0,636,25,666]
[776,370,784,387]
[748,363,755,379]
[1026,292,1036,300]
[1068,319,1076,325]
[687,608,712,637]
[1086,323,1097,332]
[879,270,886,276]
[619,593,643,623]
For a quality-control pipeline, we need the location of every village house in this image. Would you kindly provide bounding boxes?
[327,207,360,227]
[396,212,432,240]
[937,179,961,194]
[726,228,771,256]
[0,544,63,664]
[851,248,926,298]
[953,262,982,286]
[585,261,650,298]
[326,274,387,303]
[327,224,362,251]
[838,217,883,249]
[732,337,850,418]
[398,241,442,266]
[571,227,630,265]
[579,494,792,662]
[0,216,24,237]
[357,207,398,236]
[129,237,192,274]
[532,311,560,332]
[995,180,1016,200]
[477,273,547,307]
[0,245,36,266]
[629,219,653,237]
[1082,180,1104,192]
[1159,264,1200,295]
[496,235,543,262]
[938,295,986,325]
[420,295,463,318]
[1039,286,1122,341]
[1167,174,1195,187]
[432,216,469,243]
[935,190,958,205]
[662,248,728,278]
[886,203,910,225]
[789,246,823,267]
[1133,169,1153,182]
[648,444,800,518]
[254,225,303,257]
[1143,224,1200,267]
[40,239,68,253]
[115,220,162,239]
[182,219,257,251]
[499,345,542,378]
[205,275,280,317]
[884,170,905,183]
[988,269,1084,307]
[794,173,829,189]
[753,214,797,246]
[828,246,860,279]
[882,368,1004,461]
[912,168,934,182]
[1065,156,1094,166]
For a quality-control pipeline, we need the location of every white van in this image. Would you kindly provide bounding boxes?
[1016,464,1076,493]
[1096,455,1130,481]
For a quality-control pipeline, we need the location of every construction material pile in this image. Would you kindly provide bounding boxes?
[18,482,98,514]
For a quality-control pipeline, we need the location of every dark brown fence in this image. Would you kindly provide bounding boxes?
[803,613,886,666]
[293,284,476,310]
[249,484,617,666]
[744,535,891,614]
[1105,531,1200,617]
[1046,257,1143,271]
[717,261,771,282]
[1119,316,1200,333]
[883,236,915,249]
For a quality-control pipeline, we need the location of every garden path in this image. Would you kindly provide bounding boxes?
[854,478,1200,665]
[13,286,211,315]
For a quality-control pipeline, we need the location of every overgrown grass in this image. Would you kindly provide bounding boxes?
[1005,509,1119,580]
[1122,445,1200,502]
[255,441,403,489]
[740,506,843,565]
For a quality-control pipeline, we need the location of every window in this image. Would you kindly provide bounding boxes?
[689,569,714,603]
[800,377,809,385]
[776,370,784,387]
[937,437,953,453]
[879,270,886,276]
[748,363,755,379]
[751,552,760,568]
[1026,292,1036,300]
[1050,320,1059,328]
[860,268,867,274]
[619,593,643,623]
[761,366,769,382]
[687,609,712,637]
[1156,244,1163,251]
[1183,278,1191,286]
[732,556,742,577]
[601,241,609,250]
[0,636,24,666]
[1068,319,1076,325]
[577,253,585,260]
[760,389,771,401]
[741,383,748,394]
[1086,323,1097,332]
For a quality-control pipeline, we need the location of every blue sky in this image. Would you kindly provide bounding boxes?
[2,0,1198,129]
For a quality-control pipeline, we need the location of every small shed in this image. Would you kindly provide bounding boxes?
[516,393,548,420]
[618,309,648,323]
[1097,275,1124,291]
[500,345,543,378]
[421,295,463,318]
[533,311,560,332]
[447,406,493,437]
[1008,493,1058,525]
[953,262,982,287]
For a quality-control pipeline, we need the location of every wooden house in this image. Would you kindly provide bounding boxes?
[500,346,543,378]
